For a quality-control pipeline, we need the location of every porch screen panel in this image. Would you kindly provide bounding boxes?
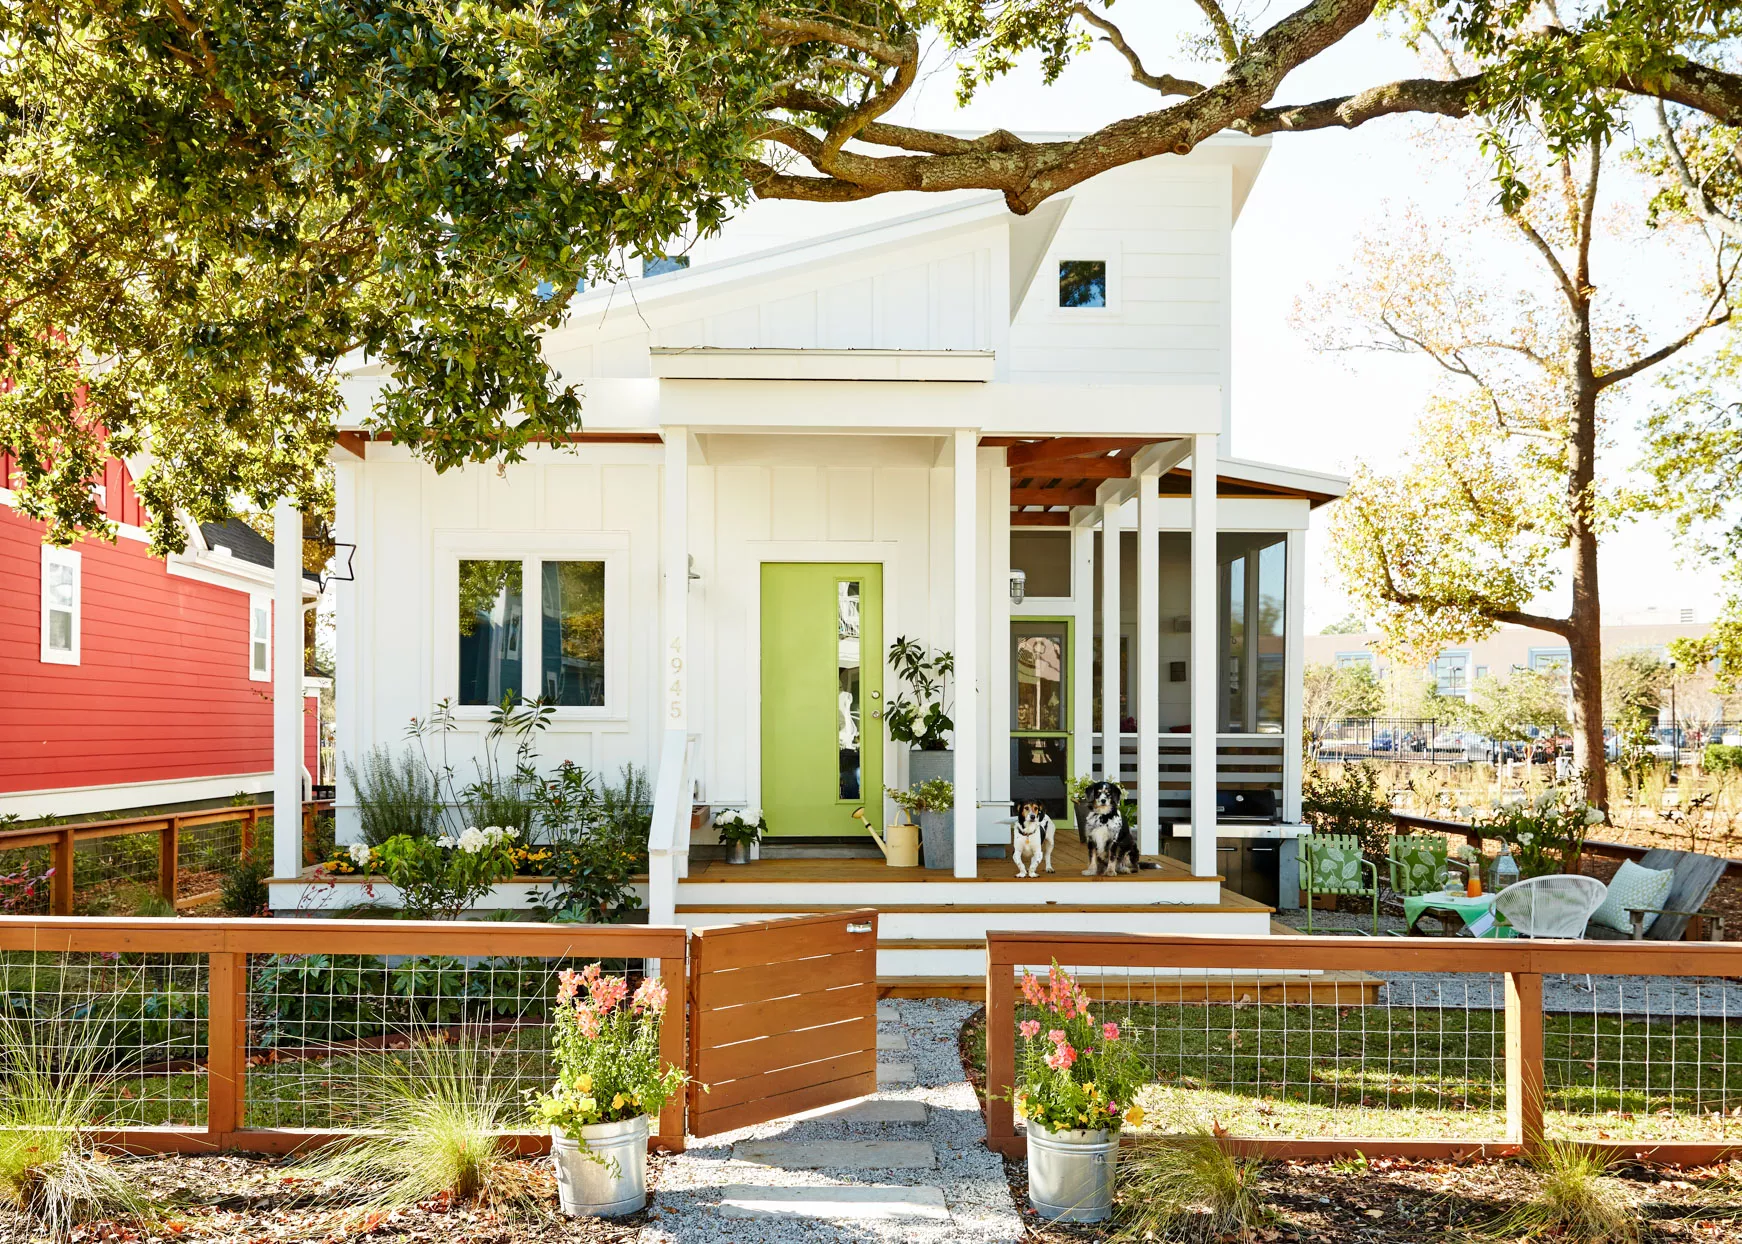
[458,560,524,704]
[541,560,606,706]
[1215,533,1287,734]
[1013,621,1070,818]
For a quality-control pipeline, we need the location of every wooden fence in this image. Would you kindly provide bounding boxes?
[985,931,1742,1165]
[0,801,332,913]
[0,915,687,1155]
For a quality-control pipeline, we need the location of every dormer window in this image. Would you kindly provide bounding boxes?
[642,255,690,278]
[1058,260,1107,308]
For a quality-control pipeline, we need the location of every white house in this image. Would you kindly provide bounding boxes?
[266,134,1345,982]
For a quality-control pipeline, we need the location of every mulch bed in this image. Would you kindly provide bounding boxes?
[0,1151,666,1243]
[957,1006,1742,1240]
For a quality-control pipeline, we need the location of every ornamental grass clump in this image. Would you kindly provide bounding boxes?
[1488,1140,1642,1243]
[302,1029,540,1213]
[526,964,688,1146]
[0,1007,152,1239]
[1114,1129,1271,1242]
[1012,962,1146,1135]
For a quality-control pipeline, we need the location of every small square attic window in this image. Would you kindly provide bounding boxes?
[1058,260,1107,308]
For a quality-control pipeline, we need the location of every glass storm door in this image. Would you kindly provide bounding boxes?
[760,563,883,837]
[1012,619,1071,821]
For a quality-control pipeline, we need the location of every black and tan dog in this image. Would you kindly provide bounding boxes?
[1012,800,1055,877]
[1079,780,1140,876]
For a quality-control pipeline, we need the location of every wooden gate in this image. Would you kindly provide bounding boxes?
[686,909,879,1136]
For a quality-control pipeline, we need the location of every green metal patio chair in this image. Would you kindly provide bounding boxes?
[1301,833,1379,935]
[1386,834,1454,897]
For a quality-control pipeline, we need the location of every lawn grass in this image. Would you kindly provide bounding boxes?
[1006,1001,1742,1143]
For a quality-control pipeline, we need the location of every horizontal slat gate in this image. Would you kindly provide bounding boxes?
[687,909,878,1136]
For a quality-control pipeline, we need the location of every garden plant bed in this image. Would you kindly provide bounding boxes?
[958,1007,1742,1240]
[0,1151,667,1243]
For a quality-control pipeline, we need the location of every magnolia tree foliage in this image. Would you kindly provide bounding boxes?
[5,0,1742,547]
[0,0,769,552]
[1310,126,1738,806]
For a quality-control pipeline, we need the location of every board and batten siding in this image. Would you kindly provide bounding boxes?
[0,503,285,803]
[338,440,1008,837]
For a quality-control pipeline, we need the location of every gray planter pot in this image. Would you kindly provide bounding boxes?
[918,809,954,870]
[724,839,753,865]
[907,748,954,789]
[552,1116,651,1217]
[1026,1122,1119,1222]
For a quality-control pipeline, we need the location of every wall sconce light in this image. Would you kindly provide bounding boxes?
[688,554,702,583]
[1008,569,1027,605]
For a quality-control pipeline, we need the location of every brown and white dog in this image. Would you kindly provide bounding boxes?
[1079,780,1140,876]
[1012,800,1055,877]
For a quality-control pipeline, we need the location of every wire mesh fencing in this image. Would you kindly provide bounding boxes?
[985,933,1742,1159]
[0,916,687,1151]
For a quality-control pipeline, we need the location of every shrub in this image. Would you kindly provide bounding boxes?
[346,745,441,846]
[1302,761,1392,869]
[221,843,273,917]
[341,829,522,920]
[1115,1131,1269,1242]
[534,765,647,924]
[1705,743,1742,775]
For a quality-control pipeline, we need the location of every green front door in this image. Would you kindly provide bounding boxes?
[760,563,883,837]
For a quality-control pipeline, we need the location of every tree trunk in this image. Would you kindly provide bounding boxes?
[1567,232,1608,813]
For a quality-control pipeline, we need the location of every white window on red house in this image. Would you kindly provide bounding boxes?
[40,546,80,665]
[250,597,271,681]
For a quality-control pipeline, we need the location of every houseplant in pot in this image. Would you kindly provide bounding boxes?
[526,964,688,1217]
[1011,962,1146,1222]
[888,778,955,870]
[713,807,765,864]
[886,636,954,787]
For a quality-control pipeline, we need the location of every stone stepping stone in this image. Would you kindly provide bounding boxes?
[719,1184,949,1221]
[876,1001,900,1021]
[876,1031,909,1052]
[731,1139,937,1170]
[876,1061,915,1086]
[799,1098,927,1125]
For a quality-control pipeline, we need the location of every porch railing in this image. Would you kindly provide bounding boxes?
[1091,733,1286,822]
[647,729,696,924]
[984,931,1742,1163]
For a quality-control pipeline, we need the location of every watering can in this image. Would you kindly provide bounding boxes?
[853,806,919,868]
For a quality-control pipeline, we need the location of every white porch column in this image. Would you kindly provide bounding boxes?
[1099,496,1121,784]
[1189,434,1218,877]
[1283,529,1307,822]
[272,497,304,880]
[953,429,979,878]
[1136,467,1160,856]
[662,427,689,732]
[1070,515,1096,786]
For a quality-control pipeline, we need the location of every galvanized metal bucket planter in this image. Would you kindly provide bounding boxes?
[724,839,753,865]
[918,809,954,870]
[1027,1122,1119,1222]
[551,1116,650,1217]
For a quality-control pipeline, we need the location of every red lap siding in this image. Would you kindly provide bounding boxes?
[0,505,278,796]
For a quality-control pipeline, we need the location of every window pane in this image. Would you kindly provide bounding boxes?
[1255,540,1286,732]
[47,609,72,651]
[253,639,268,671]
[1014,628,1065,732]
[459,560,524,705]
[253,606,269,643]
[1012,736,1069,819]
[837,580,862,799]
[541,561,605,707]
[47,562,74,610]
[1058,260,1107,308]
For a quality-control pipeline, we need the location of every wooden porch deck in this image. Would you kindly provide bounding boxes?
[683,836,1206,885]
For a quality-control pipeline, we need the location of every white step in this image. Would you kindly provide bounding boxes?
[677,906,1273,939]
[719,1184,950,1221]
[732,1139,936,1170]
[675,876,1223,908]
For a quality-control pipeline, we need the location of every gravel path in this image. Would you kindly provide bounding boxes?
[637,999,1022,1244]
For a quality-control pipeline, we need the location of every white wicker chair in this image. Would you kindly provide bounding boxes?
[1491,875,1608,938]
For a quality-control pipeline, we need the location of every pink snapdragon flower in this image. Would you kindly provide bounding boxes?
[1043,1040,1077,1071]
[1019,1019,1041,1039]
[632,977,669,1014]
[574,1003,603,1040]
[1103,1021,1121,1042]
[1047,1029,1066,1045]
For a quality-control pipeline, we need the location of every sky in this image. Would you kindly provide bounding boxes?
[862,9,1730,633]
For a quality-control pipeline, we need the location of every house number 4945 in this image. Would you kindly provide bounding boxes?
[668,638,684,719]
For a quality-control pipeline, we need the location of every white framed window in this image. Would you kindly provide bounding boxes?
[1051,252,1121,316]
[438,533,630,721]
[249,596,271,681]
[40,546,80,665]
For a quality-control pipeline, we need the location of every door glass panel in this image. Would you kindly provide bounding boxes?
[1014,627,1066,732]
[1011,737,1069,819]
[458,559,524,705]
[837,580,862,799]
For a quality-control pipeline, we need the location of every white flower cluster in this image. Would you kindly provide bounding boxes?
[348,842,372,867]
[435,825,521,853]
[715,807,762,827]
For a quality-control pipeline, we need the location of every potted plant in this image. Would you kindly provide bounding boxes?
[887,778,955,870]
[1011,963,1146,1222]
[887,636,954,788]
[713,807,765,865]
[527,964,688,1217]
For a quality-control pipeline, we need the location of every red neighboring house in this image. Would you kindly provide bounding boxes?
[0,454,320,819]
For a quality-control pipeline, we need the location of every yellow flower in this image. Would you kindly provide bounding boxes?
[1014,1096,1029,1120]
[1124,1105,1146,1128]
[612,1094,627,1110]
[576,1073,593,1092]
